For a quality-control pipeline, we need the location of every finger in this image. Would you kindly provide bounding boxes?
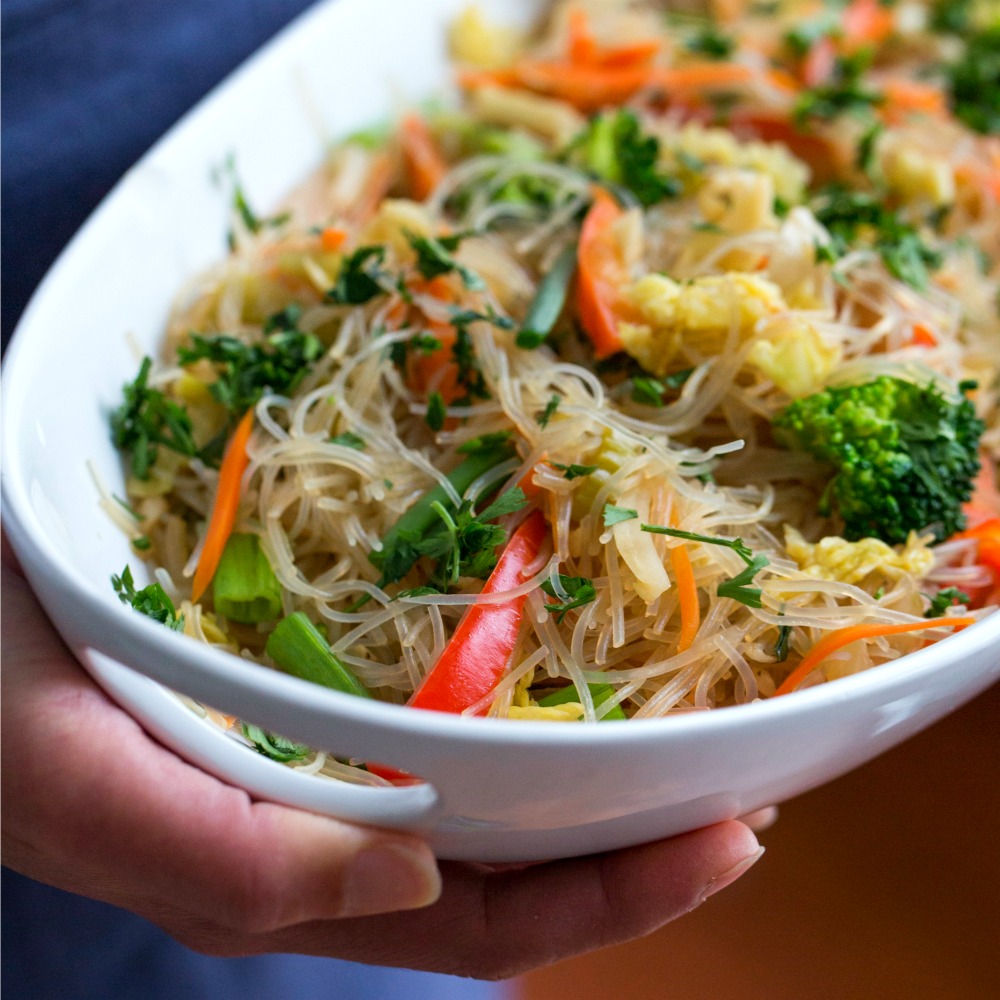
[1,564,441,935]
[264,820,764,979]
[739,805,779,832]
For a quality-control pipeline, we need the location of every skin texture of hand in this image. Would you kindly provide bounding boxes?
[1,545,764,980]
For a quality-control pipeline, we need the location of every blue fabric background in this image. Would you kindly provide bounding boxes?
[1,3,506,997]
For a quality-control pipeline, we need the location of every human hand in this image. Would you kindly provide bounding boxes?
[1,543,764,980]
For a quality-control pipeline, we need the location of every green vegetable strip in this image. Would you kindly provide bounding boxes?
[517,243,578,348]
[370,439,516,585]
[266,612,371,698]
[212,533,283,624]
[538,683,627,721]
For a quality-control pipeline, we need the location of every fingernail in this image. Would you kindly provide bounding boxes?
[700,846,765,902]
[341,843,441,917]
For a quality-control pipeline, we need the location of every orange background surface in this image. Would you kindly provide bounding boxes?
[516,680,1000,1000]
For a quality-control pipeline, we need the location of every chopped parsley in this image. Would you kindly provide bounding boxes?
[425,390,447,432]
[406,231,485,290]
[110,357,199,479]
[793,53,884,126]
[541,575,598,623]
[111,565,185,632]
[603,504,639,527]
[924,587,970,617]
[640,523,769,608]
[536,394,561,428]
[176,325,324,418]
[330,431,366,450]
[223,158,290,247]
[774,624,792,662]
[631,368,695,405]
[420,487,529,587]
[552,463,598,480]
[944,25,1000,135]
[564,110,681,206]
[811,185,944,290]
[685,25,735,59]
[327,245,391,304]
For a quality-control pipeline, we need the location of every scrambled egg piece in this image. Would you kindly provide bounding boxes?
[880,139,955,208]
[505,667,587,721]
[747,316,842,397]
[783,526,935,585]
[620,273,786,376]
[449,5,523,68]
[508,702,587,721]
[661,122,810,204]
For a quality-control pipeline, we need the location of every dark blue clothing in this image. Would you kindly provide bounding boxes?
[1,3,503,996]
[2,869,498,1000]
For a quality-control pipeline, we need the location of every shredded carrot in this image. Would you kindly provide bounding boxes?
[567,7,660,68]
[319,226,348,252]
[400,114,448,201]
[882,78,948,120]
[910,323,937,347]
[190,409,255,603]
[670,544,700,653]
[567,7,600,65]
[514,59,659,111]
[774,616,975,697]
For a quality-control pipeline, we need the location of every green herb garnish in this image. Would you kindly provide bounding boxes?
[112,565,185,631]
[540,575,598,623]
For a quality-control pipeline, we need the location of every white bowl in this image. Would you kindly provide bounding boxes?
[3,0,998,862]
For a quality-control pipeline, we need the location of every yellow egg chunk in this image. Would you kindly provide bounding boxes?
[747,316,842,397]
[880,140,955,208]
[783,526,935,585]
[449,5,523,69]
[620,273,786,376]
[659,122,810,204]
[507,703,586,721]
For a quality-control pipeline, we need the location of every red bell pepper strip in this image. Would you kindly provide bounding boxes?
[576,187,630,359]
[952,518,1000,608]
[409,509,548,714]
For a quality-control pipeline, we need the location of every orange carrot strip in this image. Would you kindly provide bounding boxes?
[400,114,448,201]
[774,617,975,697]
[456,67,520,89]
[191,409,255,603]
[882,78,948,120]
[576,187,628,359]
[320,226,348,252]
[910,323,937,347]
[670,544,700,653]
[514,59,658,111]
[597,40,662,68]
[652,62,756,93]
[567,7,599,64]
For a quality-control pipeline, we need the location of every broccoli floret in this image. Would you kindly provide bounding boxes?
[773,376,984,544]
[563,110,680,206]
